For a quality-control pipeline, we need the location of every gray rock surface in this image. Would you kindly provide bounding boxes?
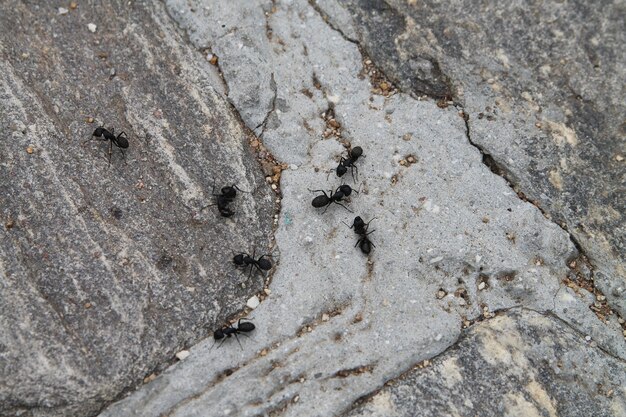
[0,2,273,416]
[99,1,626,416]
[336,0,626,316]
[345,309,626,417]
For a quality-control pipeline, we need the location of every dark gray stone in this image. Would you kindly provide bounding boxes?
[0,2,273,416]
[341,0,626,315]
[344,309,626,417]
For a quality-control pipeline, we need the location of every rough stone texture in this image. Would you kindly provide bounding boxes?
[99,1,625,416]
[345,309,626,417]
[336,0,626,316]
[0,2,273,416]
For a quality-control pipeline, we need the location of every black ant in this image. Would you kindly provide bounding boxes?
[343,216,376,254]
[83,126,129,165]
[336,146,364,181]
[233,249,273,278]
[201,180,247,217]
[310,184,357,213]
[213,318,255,349]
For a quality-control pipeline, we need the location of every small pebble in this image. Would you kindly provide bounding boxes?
[616,155,624,161]
[58,7,69,15]
[70,2,78,9]
[246,295,260,309]
[264,288,271,296]
[585,335,592,342]
[289,164,298,170]
[87,23,97,33]
[596,294,606,301]
[260,349,268,356]
[321,313,330,322]
[436,290,446,299]
[175,350,190,360]
[478,282,486,290]
[110,68,116,77]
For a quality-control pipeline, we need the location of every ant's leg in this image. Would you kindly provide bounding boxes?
[351,164,359,182]
[233,184,249,193]
[233,333,243,350]
[322,202,332,214]
[108,140,113,166]
[215,338,227,350]
[117,131,128,139]
[334,202,353,213]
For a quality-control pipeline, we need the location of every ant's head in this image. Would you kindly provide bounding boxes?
[336,164,347,177]
[221,186,237,199]
[219,207,235,217]
[338,184,353,196]
[257,257,272,271]
[233,253,246,266]
[353,216,365,227]
[350,146,363,158]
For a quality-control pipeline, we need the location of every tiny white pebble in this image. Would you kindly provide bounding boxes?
[322,313,330,322]
[271,184,277,190]
[429,256,443,264]
[434,334,443,341]
[290,164,298,170]
[175,350,190,360]
[58,7,69,15]
[247,295,260,309]
[478,282,486,290]
[264,288,271,296]
[585,335,592,342]
[88,23,97,33]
